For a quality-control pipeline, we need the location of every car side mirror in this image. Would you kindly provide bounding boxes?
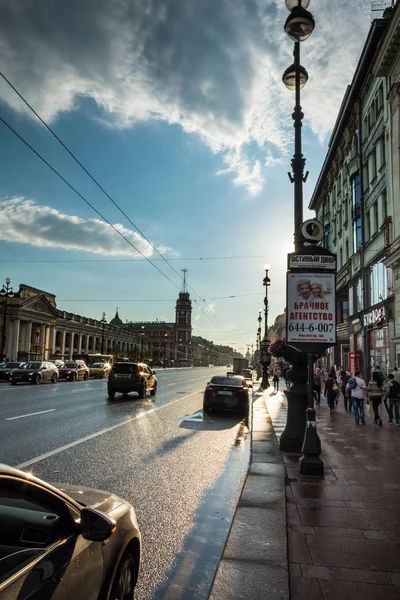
[41,366,47,370]
[81,507,116,542]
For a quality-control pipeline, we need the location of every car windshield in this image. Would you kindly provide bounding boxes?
[210,376,244,387]
[112,363,138,374]
[64,362,77,368]
[21,362,42,370]
[92,363,105,368]
[241,370,252,377]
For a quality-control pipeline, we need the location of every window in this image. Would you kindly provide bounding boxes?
[352,175,362,250]
[348,285,354,316]
[339,248,343,269]
[356,278,364,312]
[345,239,349,262]
[325,224,332,251]
[341,300,349,322]
[369,263,388,306]
[374,202,379,231]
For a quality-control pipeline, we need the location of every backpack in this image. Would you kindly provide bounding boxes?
[348,377,357,390]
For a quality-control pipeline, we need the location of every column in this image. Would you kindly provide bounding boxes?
[13,319,20,359]
[7,320,13,360]
[51,327,57,355]
[61,330,66,358]
[40,323,46,360]
[25,321,32,355]
[78,333,83,353]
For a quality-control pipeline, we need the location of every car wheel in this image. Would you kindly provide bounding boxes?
[51,374,57,384]
[34,374,40,385]
[11,381,17,385]
[108,390,115,400]
[203,405,211,414]
[139,381,146,399]
[110,552,136,600]
[150,383,157,396]
[71,373,77,382]
[84,372,89,380]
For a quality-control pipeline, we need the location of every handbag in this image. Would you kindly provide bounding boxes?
[366,402,371,417]
[332,382,339,392]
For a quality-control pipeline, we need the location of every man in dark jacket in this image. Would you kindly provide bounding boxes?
[385,374,400,424]
[340,369,351,411]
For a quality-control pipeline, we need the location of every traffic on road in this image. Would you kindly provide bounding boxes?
[0,363,255,599]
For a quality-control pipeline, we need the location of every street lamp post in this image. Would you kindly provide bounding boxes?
[256,309,262,380]
[140,326,145,361]
[0,278,15,361]
[101,312,107,354]
[260,264,271,389]
[35,329,40,357]
[163,333,168,368]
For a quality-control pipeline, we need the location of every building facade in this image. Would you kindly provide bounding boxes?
[309,9,397,378]
[0,282,192,365]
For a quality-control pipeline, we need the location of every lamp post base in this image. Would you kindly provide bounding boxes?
[279,386,308,453]
[299,407,324,477]
[260,364,270,390]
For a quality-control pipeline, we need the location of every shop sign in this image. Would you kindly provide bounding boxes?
[363,306,386,328]
[288,254,337,271]
[286,272,336,346]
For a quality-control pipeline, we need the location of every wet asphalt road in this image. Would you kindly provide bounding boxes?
[0,367,251,599]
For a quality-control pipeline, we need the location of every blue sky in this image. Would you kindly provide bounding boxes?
[0,0,374,353]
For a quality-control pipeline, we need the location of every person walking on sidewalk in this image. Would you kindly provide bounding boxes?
[346,369,367,425]
[313,368,323,407]
[340,369,352,411]
[367,371,386,426]
[324,372,339,416]
[272,365,281,392]
[384,374,400,425]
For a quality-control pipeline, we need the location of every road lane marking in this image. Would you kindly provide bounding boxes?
[6,409,56,421]
[15,389,202,470]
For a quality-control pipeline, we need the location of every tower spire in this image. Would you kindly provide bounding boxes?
[181,269,188,293]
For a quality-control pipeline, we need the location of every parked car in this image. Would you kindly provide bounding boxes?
[203,374,250,415]
[240,368,254,387]
[89,362,111,378]
[52,359,65,368]
[0,362,23,381]
[0,463,141,600]
[108,362,157,400]
[58,360,90,381]
[10,361,59,385]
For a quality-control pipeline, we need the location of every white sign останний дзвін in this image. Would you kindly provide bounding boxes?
[287,272,336,344]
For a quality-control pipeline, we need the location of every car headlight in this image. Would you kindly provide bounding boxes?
[29,372,34,376]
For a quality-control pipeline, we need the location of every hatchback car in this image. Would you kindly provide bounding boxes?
[10,361,59,385]
[58,360,89,381]
[0,463,141,600]
[89,362,111,378]
[203,375,250,415]
[240,368,254,387]
[0,362,23,382]
[108,362,157,400]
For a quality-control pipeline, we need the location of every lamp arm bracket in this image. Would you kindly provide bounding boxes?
[288,172,294,183]
[303,171,309,182]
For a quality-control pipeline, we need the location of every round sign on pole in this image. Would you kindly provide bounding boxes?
[300,219,324,243]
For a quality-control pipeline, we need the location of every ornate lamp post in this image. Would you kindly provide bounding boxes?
[100,312,107,354]
[35,328,40,357]
[140,326,145,360]
[256,309,262,380]
[260,264,271,389]
[0,278,15,361]
[163,333,168,367]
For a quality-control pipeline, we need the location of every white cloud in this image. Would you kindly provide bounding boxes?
[0,196,176,257]
[0,0,372,194]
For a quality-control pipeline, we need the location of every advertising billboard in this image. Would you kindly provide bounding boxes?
[286,272,336,346]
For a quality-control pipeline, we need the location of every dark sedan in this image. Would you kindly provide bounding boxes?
[0,362,23,382]
[10,361,58,385]
[58,360,90,381]
[0,463,141,600]
[203,374,251,415]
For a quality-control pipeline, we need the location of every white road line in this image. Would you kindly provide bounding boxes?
[6,409,56,421]
[16,389,202,470]
[70,387,95,393]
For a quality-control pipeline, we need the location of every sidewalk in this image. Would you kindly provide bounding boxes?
[267,390,400,600]
[209,386,400,600]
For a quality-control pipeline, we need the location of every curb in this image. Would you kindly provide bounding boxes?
[209,388,289,600]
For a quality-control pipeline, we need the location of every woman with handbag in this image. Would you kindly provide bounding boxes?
[324,373,339,416]
[367,371,386,426]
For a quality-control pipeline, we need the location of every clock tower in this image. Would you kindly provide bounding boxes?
[175,269,192,364]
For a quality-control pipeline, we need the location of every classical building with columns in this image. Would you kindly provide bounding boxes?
[0,282,192,365]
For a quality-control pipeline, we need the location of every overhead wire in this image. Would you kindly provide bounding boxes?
[0,71,232,333]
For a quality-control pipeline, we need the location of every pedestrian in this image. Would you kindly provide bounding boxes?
[313,368,323,406]
[374,365,386,384]
[384,374,400,425]
[393,366,400,382]
[346,369,367,425]
[324,372,339,416]
[273,365,281,392]
[328,366,336,380]
[282,363,290,388]
[340,369,352,411]
[366,370,386,426]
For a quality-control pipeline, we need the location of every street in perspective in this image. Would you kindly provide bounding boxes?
[2,1,400,600]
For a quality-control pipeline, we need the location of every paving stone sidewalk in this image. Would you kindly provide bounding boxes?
[266,389,400,600]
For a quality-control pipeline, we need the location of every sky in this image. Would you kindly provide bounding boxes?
[0,0,376,354]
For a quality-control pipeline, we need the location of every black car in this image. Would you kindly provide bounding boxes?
[0,463,141,600]
[9,361,59,385]
[108,362,157,400]
[0,362,23,382]
[203,375,250,415]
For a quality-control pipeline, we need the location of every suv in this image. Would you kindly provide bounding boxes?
[10,361,59,385]
[108,362,157,400]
